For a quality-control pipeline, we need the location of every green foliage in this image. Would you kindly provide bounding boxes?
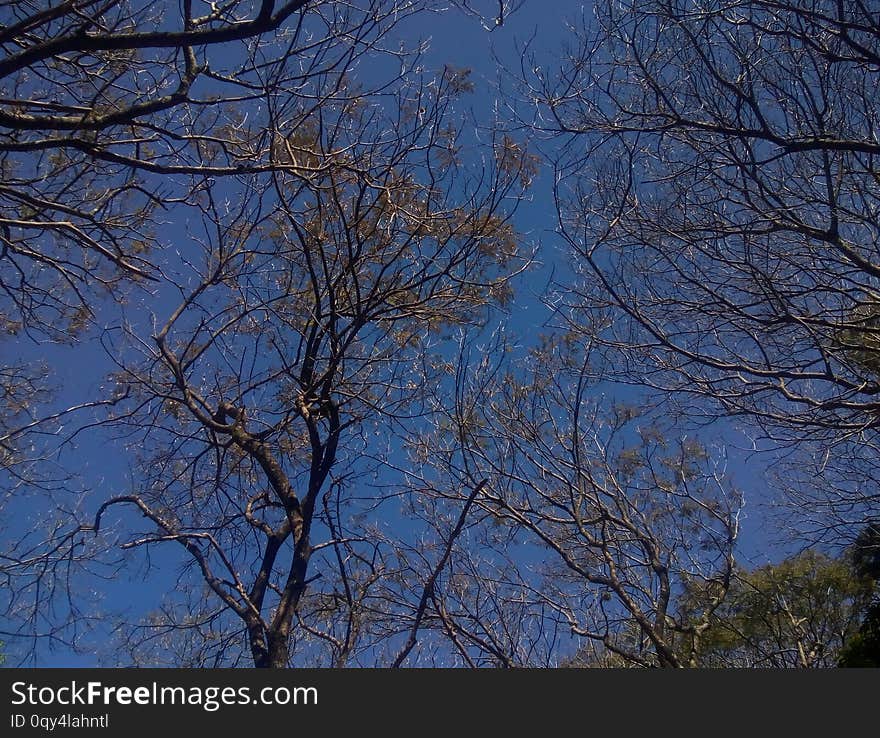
[680,550,875,667]
[838,604,880,667]
[839,523,880,666]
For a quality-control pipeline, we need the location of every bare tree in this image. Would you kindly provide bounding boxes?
[518,0,880,545]
[0,0,531,664]
[86,60,532,666]
[397,331,741,667]
[0,359,132,662]
[0,1,434,331]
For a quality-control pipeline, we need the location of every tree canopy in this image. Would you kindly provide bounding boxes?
[2,0,878,668]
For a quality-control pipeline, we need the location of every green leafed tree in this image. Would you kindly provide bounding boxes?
[679,549,875,667]
[838,522,880,666]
